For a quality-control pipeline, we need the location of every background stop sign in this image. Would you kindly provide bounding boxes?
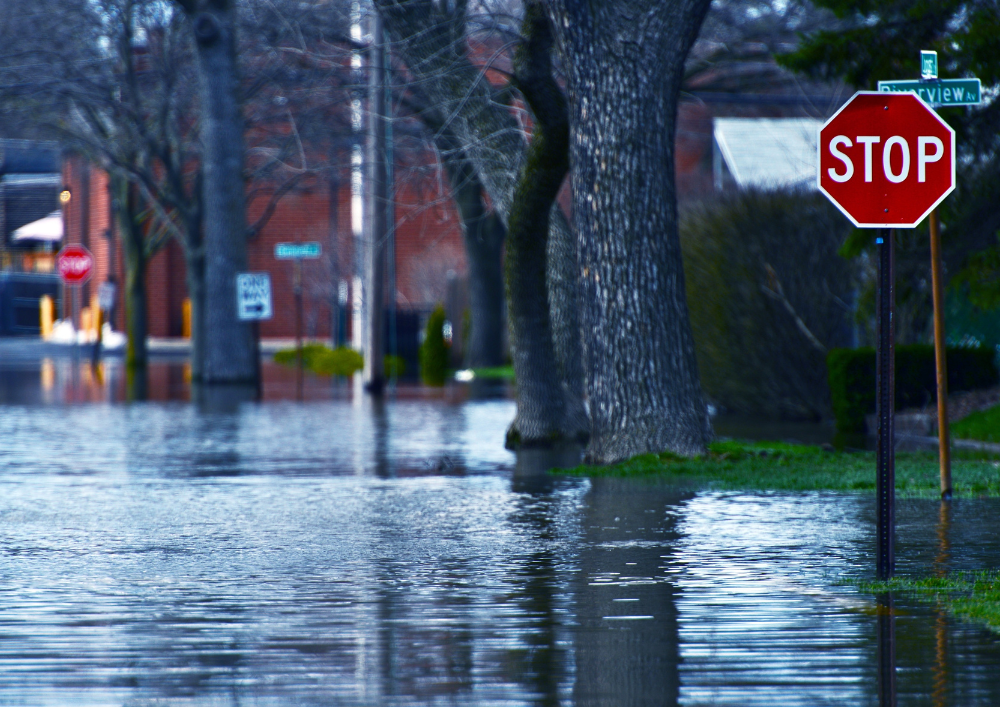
[57,244,94,285]
[818,91,955,227]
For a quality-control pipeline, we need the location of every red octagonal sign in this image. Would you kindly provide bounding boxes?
[818,91,955,228]
[57,244,94,285]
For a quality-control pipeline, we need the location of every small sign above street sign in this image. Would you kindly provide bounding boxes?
[877,78,981,106]
[236,272,273,321]
[275,242,322,259]
[818,91,955,228]
[57,244,94,285]
[921,50,938,80]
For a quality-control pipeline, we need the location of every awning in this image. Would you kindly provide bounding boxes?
[11,210,62,242]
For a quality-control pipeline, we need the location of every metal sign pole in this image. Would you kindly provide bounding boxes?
[294,257,304,399]
[876,228,896,580]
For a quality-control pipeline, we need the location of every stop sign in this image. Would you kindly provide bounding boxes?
[818,91,955,227]
[57,244,94,285]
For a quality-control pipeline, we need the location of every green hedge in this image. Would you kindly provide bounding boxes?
[828,345,999,433]
[681,188,854,419]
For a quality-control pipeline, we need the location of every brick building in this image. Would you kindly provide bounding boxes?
[60,150,467,343]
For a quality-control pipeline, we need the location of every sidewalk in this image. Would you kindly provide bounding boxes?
[0,336,314,360]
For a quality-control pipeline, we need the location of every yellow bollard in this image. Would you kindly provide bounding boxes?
[80,307,92,340]
[90,294,101,340]
[39,295,54,339]
[182,298,192,338]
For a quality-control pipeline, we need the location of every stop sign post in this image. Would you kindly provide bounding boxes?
[818,92,957,581]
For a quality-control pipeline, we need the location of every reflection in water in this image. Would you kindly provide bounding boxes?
[573,478,685,707]
[933,501,951,707]
[933,608,949,707]
[193,381,260,413]
[877,593,897,707]
[0,377,999,704]
[126,363,148,401]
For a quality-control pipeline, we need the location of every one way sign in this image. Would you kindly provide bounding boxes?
[236,272,273,321]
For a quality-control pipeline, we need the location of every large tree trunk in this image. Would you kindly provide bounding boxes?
[185,0,256,384]
[436,139,505,368]
[374,0,587,439]
[545,0,712,462]
[462,209,505,369]
[112,177,149,373]
[504,0,583,448]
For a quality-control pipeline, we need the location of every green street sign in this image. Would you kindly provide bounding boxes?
[275,242,322,259]
[877,78,981,107]
[921,50,938,80]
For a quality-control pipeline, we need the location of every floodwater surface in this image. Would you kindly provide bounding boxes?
[0,359,999,705]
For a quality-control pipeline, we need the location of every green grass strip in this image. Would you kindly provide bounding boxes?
[859,572,1000,634]
[953,404,1000,444]
[556,440,1000,497]
[470,365,515,380]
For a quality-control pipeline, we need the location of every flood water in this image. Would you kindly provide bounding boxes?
[1,357,999,705]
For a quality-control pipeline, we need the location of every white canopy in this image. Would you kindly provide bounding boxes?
[713,118,822,190]
[11,210,62,242]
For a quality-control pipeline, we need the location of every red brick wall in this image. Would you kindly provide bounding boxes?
[64,157,470,339]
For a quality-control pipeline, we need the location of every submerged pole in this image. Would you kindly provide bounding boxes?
[876,228,895,581]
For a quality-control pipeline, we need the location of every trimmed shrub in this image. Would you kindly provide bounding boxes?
[827,345,999,433]
[273,344,363,377]
[420,304,448,386]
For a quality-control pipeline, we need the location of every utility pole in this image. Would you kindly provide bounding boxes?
[363,8,387,394]
[385,37,397,388]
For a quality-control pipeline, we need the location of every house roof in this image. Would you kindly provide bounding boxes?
[714,118,821,190]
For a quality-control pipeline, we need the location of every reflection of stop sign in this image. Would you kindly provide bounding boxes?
[818,91,955,227]
[57,245,94,285]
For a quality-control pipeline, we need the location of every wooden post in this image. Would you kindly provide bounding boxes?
[929,209,952,499]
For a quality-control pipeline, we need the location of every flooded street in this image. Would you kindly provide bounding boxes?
[1,359,999,705]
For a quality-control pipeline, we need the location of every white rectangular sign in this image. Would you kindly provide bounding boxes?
[236,272,273,321]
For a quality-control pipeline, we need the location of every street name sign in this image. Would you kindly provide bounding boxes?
[236,272,273,321]
[275,242,322,259]
[57,244,94,285]
[818,91,955,228]
[877,78,981,107]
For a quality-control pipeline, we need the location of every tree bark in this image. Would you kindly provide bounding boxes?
[434,134,505,368]
[545,0,713,462]
[184,0,256,385]
[504,0,584,447]
[113,176,148,373]
[375,0,588,438]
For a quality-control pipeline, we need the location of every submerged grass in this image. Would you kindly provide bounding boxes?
[859,572,1000,634]
[558,439,1000,497]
